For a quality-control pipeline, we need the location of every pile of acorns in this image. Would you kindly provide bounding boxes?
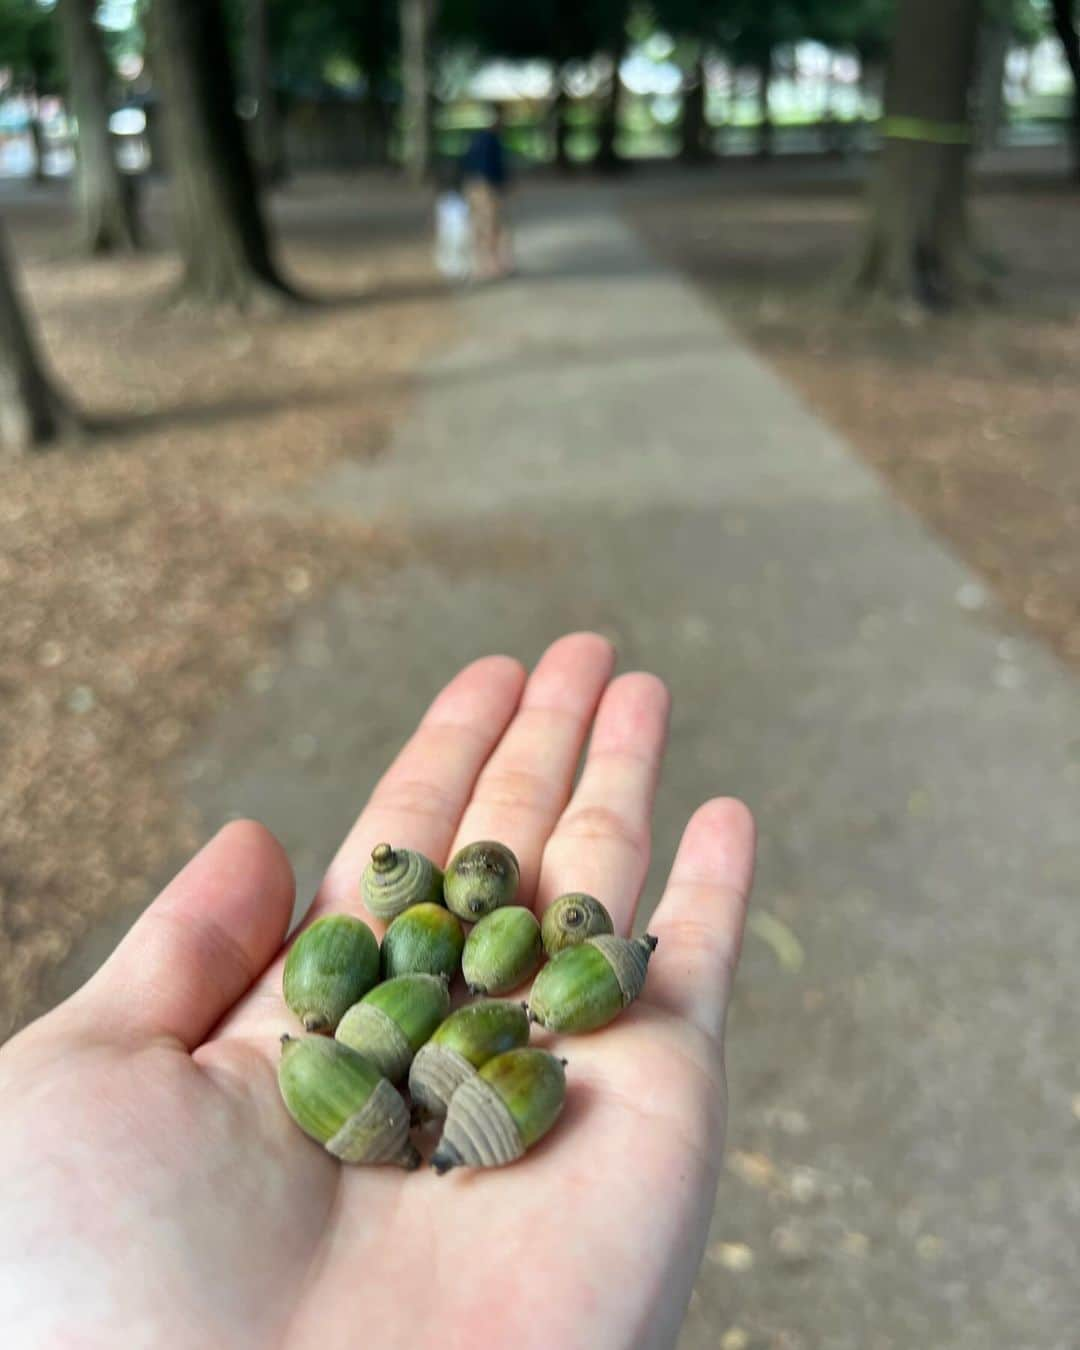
[277,840,657,1172]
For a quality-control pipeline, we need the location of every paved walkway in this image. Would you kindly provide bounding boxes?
[143,188,1079,1345]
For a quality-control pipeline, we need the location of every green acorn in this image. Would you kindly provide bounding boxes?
[361,843,444,922]
[527,933,658,1034]
[381,902,465,982]
[335,974,450,1083]
[443,840,519,921]
[540,893,614,956]
[431,1048,566,1173]
[462,906,543,996]
[283,914,380,1033]
[408,999,530,1120]
[277,1035,419,1169]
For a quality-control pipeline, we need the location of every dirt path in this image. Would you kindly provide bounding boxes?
[43,182,1080,1348]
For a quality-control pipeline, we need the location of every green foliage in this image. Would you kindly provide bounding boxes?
[265,0,397,93]
[651,0,893,63]
[0,0,61,90]
[439,0,628,64]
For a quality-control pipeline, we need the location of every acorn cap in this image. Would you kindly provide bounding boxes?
[335,974,450,1083]
[408,999,531,1119]
[431,1047,566,1173]
[277,1035,419,1169]
[361,844,444,922]
[527,934,657,1034]
[540,892,614,956]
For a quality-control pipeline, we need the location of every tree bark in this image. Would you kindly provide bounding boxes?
[400,0,433,182]
[29,107,48,183]
[1050,0,1080,180]
[0,223,77,454]
[149,0,291,309]
[853,0,988,309]
[680,53,709,163]
[244,0,285,184]
[595,30,627,171]
[757,53,774,159]
[553,80,571,171]
[975,19,1009,149]
[59,0,140,254]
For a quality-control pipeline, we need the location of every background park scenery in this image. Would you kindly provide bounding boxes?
[1,1,1079,1347]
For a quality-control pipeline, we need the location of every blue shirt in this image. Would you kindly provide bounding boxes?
[462,129,508,189]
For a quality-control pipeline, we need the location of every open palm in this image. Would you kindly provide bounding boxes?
[0,634,754,1350]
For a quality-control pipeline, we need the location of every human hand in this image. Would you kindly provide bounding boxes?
[0,633,754,1350]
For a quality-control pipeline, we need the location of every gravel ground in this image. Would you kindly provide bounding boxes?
[627,173,1080,673]
[1,177,452,1037]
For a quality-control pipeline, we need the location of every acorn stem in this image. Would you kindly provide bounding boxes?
[371,843,396,873]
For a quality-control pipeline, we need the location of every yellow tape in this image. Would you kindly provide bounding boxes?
[879,115,970,146]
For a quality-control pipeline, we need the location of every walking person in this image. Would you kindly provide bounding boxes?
[461,104,512,280]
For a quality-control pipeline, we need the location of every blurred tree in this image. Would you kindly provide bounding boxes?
[0,222,76,452]
[266,0,397,163]
[400,0,433,180]
[58,0,140,253]
[243,0,285,182]
[592,0,629,169]
[852,0,985,307]
[149,0,290,308]
[0,0,61,181]
[1049,0,1079,177]
[441,0,624,168]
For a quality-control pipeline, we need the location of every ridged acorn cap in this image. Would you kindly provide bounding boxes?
[408,999,530,1119]
[431,1047,566,1173]
[335,974,450,1083]
[277,1035,419,1169]
[527,933,658,1034]
[361,844,444,922]
[540,893,614,956]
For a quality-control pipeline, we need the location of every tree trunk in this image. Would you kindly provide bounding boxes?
[149,0,291,309]
[680,53,709,163]
[553,80,571,171]
[1050,0,1080,180]
[757,53,774,158]
[0,223,77,454]
[975,19,1009,149]
[29,103,48,183]
[244,0,285,183]
[59,0,140,254]
[595,30,627,171]
[400,0,433,183]
[852,0,988,309]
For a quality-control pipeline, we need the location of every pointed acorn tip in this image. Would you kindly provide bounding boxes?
[431,1143,462,1175]
[279,1033,294,1050]
[643,933,659,952]
[302,1013,329,1033]
[526,1006,540,1025]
